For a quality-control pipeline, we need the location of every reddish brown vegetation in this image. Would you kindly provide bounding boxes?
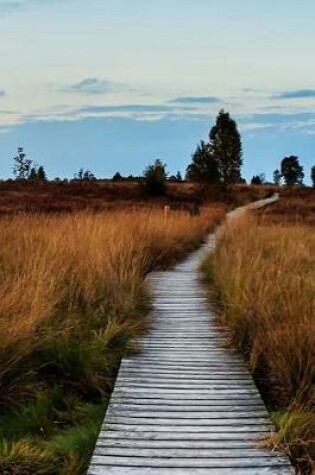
[258,186,315,226]
[0,181,277,214]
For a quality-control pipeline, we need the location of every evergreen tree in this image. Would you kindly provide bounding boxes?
[176,171,183,182]
[74,168,84,181]
[74,168,96,181]
[143,159,167,196]
[28,164,47,181]
[186,140,219,183]
[251,173,265,185]
[281,156,304,185]
[29,167,38,181]
[13,147,33,180]
[112,172,123,182]
[273,169,281,185]
[37,165,47,181]
[311,165,315,188]
[209,110,243,184]
[83,170,96,181]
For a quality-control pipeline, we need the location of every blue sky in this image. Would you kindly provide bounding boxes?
[0,0,314,182]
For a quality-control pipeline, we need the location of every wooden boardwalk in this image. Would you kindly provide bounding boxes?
[88,196,294,475]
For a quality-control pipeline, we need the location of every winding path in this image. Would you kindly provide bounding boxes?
[88,195,294,475]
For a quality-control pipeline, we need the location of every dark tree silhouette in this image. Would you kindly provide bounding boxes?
[273,169,281,186]
[13,147,33,180]
[37,165,47,181]
[112,172,123,181]
[186,140,220,183]
[143,159,167,196]
[209,110,243,184]
[28,164,47,181]
[29,167,38,181]
[311,165,315,188]
[281,156,304,185]
[251,173,265,185]
[176,171,183,182]
[74,168,96,181]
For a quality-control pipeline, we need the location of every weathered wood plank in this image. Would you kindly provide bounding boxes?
[106,416,272,426]
[94,439,257,449]
[97,430,272,441]
[90,467,293,475]
[108,404,267,413]
[89,467,293,475]
[104,424,273,433]
[106,410,269,419]
[90,455,289,468]
[95,445,284,462]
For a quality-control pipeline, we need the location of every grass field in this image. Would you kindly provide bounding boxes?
[0,206,224,474]
[203,190,315,474]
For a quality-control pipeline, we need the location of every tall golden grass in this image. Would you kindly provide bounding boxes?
[208,213,314,473]
[0,206,224,473]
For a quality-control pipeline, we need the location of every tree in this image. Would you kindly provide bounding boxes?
[176,171,183,182]
[37,165,47,181]
[29,167,38,181]
[28,163,47,181]
[112,172,123,182]
[74,168,96,181]
[186,140,220,183]
[251,173,265,185]
[83,170,96,181]
[281,156,304,185]
[143,159,167,196]
[273,169,281,186]
[13,147,33,180]
[311,166,315,188]
[209,110,243,184]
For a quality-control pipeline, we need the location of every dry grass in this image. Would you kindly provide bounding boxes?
[0,205,224,473]
[207,212,314,473]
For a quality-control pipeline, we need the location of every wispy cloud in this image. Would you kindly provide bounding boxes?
[78,103,194,114]
[274,89,315,100]
[170,96,221,104]
[21,102,197,123]
[66,78,120,95]
[239,112,315,135]
[0,91,6,97]
[0,0,67,14]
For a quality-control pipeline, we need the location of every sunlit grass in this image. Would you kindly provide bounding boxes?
[0,206,224,473]
[204,212,314,473]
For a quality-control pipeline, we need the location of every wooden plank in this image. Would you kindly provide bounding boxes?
[97,430,272,441]
[90,455,289,468]
[93,439,256,449]
[105,417,272,427]
[118,373,253,381]
[106,410,269,419]
[114,382,258,390]
[109,404,267,413]
[89,467,294,475]
[111,398,267,407]
[104,424,273,433]
[92,447,286,459]
[112,387,261,395]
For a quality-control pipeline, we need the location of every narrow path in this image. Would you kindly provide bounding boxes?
[88,195,294,475]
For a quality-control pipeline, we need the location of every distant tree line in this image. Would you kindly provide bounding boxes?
[10,118,315,189]
[251,156,306,186]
